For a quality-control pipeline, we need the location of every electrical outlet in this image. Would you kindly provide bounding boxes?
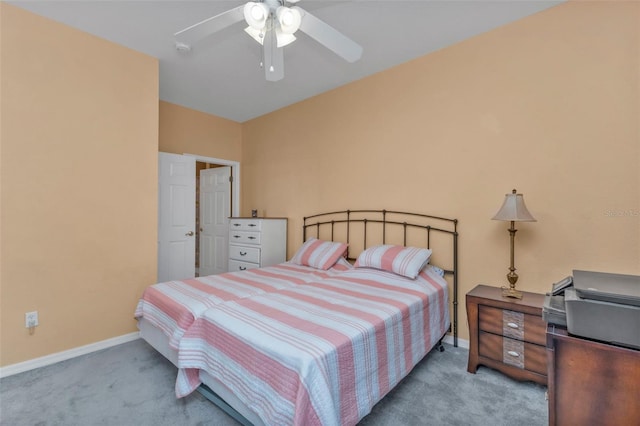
[25,311,38,328]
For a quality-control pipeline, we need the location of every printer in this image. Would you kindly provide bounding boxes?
[544,270,640,349]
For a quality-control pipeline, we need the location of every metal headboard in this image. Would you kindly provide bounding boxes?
[303,209,459,347]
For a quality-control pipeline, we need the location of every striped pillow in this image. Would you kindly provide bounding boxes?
[290,238,348,270]
[354,245,432,279]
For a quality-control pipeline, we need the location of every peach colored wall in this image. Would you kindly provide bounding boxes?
[241,1,640,340]
[0,4,159,366]
[159,101,242,162]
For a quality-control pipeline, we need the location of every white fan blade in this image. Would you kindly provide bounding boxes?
[263,28,284,82]
[175,5,245,46]
[296,7,362,63]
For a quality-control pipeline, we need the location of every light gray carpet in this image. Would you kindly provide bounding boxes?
[0,339,547,425]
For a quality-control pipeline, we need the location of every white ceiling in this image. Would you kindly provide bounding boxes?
[11,1,563,122]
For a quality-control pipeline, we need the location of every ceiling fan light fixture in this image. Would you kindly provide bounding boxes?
[276,6,302,34]
[246,26,295,47]
[244,26,265,44]
[276,29,296,47]
[244,2,269,30]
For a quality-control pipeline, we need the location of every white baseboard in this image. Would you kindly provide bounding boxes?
[0,332,140,379]
[443,334,470,349]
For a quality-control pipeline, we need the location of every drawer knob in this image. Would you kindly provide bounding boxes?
[239,266,246,271]
[233,223,241,227]
[240,251,247,256]
[507,350,520,357]
[233,235,241,238]
[248,236,256,240]
[507,322,519,329]
[249,224,257,227]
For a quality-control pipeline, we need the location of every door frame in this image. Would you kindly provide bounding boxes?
[183,153,240,217]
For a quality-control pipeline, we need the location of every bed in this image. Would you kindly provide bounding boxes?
[136,258,352,366]
[173,209,459,426]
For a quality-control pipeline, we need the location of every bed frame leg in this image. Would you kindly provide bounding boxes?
[436,338,445,353]
[197,385,252,426]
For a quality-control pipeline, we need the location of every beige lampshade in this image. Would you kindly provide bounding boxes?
[492,189,537,222]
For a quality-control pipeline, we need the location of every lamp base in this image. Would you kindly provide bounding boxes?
[502,286,523,299]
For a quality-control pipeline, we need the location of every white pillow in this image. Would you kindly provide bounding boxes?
[354,245,432,279]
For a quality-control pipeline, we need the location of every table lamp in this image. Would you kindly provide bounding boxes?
[492,189,536,299]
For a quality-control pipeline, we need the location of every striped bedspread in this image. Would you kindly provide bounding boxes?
[135,261,351,349]
[176,265,449,426]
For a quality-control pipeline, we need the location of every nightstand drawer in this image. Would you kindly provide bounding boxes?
[228,259,260,272]
[229,230,261,245]
[479,305,546,346]
[229,245,261,263]
[479,331,547,376]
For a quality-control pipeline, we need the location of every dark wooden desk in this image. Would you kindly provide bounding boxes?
[546,324,640,426]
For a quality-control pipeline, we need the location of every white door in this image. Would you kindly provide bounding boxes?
[158,153,196,282]
[199,167,231,276]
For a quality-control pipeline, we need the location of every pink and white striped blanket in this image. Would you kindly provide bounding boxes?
[135,260,352,349]
[176,265,449,426]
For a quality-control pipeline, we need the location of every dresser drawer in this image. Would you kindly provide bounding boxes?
[479,305,546,346]
[479,331,547,376]
[229,219,262,231]
[229,230,261,245]
[228,259,260,272]
[229,245,261,263]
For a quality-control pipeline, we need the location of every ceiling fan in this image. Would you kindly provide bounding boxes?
[174,0,363,82]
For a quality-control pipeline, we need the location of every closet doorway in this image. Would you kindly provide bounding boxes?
[158,152,240,282]
[197,163,230,277]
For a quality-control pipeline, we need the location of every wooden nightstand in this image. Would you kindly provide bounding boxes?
[466,284,547,385]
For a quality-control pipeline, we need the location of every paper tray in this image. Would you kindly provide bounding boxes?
[565,288,640,349]
[572,270,640,307]
[543,294,567,326]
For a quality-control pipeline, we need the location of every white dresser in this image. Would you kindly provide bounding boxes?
[228,218,287,272]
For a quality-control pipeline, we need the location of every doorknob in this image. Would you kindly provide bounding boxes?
[185,231,195,236]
